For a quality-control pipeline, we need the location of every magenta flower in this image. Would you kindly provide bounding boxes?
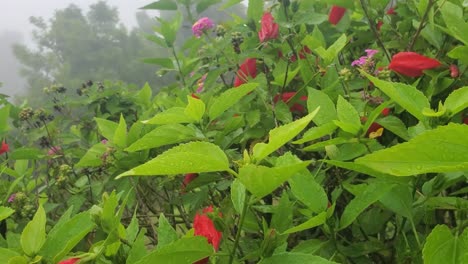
[47,146,61,156]
[352,49,379,67]
[365,49,379,58]
[351,56,368,67]
[192,17,215,38]
[8,193,16,203]
[197,74,207,93]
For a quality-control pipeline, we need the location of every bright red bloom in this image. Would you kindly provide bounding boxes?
[386,7,396,15]
[258,12,279,43]
[194,206,222,264]
[273,92,308,113]
[0,141,9,155]
[58,258,80,264]
[182,173,198,192]
[450,64,459,78]
[388,52,441,77]
[376,20,383,31]
[234,58,257,87]
[329,6,347,25]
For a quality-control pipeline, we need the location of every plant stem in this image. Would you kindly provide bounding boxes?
[229,192,250,264]
[359,0,391,61]
[172,47,187,88]
[407,0,434,51]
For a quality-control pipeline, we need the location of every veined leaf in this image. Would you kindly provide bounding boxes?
[144,107,196,125]
[125,124,196,152]
[283,212,327,234]
[21,205,46,256]
[185,96,205,122]
[444,86,468,117]
[208,83,258,120]
[422,225,468,264]
[307,88,337,126]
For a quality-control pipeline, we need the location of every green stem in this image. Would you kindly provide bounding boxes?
[172,47,187,89]
[359,0,391,61]
[407,0,434,51]
[229,193,250,264]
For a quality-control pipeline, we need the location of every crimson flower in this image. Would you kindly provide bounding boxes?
[386,7,396,15]
[258,12,279,43]
[194,206,222,264]
[388,52,441,77]
[362,108,391,137]
[0,141,9,155]
[234,58,257,87]
[58,258,80,264]
[329,6,346,25]
[181,173,198,193]
[273,92,308,113]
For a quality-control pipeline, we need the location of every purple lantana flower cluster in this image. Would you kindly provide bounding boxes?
[192,17,215,38]
[351,49,379,67]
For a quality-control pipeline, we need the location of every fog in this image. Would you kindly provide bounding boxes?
[0,1,155,99]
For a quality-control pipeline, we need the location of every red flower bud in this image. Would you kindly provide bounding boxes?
[450,64,459,78]
[376,20,383,31]
[181,173,198,193]
[58,258,80,264]
[234,58,257,87]
[328,6,347,25]
[258,12,279,43]
[388,52,441,77]
[0,141,9,155]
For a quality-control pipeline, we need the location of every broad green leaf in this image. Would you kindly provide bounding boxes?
[377,116,410,141]
[134,236,213,264]
[21,205,46,256]
[339,182,395,229]
[142,58,174,69]
[271,193,293,233]
[0,206,14,221]
[247,0,263,21]
[238,161,311,199]
[252,107,319,162]
[303,137,352,152]
[0,104,10,133]
[140,0,178,10]
[157,214,178,249]
[379,185,413,219]
[422,225,468,264]
[362,72,430,122]
[272,63,301,87]
[95,118,118,141]
[289,171,328,213]
[117,142,229,178]
[185,96,205,122]
[208,83,258,120]
[444,86,468,117]
[231,179,246,214]
[361,101,392,137]
[283,211,327,234]
[126,124,196,152]
[335,95,361,135]
[314,34,347,65]
[127,229,148,264]
[259,253,339,264]
[8,148,44,160]
[144,107,195,125]
[447,46,468,64]
[355,124,468,176]
[75,142,107,168]
[155,12,182,47]
[294,122,337,144]
[440,2,468,45]
[0,248,20,263]
[134,83,153,108]
[40,212,96,263]
[114,114,127,148]
[196,0,222,13]
[307,88,337,126]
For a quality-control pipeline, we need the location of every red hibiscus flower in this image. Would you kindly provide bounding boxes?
[388,52,441,77]
[181,173,198,193]
[362,108,391,137]
[329,6,347,25]
[58,258,80,264]
[0,141,9,155]
[273,92,308,113]
[234,58,257,87]
[194,206,223,264]
[258,12,279,43]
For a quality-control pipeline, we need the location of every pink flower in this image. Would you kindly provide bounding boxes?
[8,193,16,203]
[47,146,61,156]
[192,17,215,38]
[365,49,379,58]
[58,258,80,264]
[258,12,279,43]
[351,56,368,67]
[197,74,207,93]
[101,139,108,145]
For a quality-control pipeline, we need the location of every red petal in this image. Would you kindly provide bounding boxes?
[329,6,347,25]
[388,52,441,77]
[234,58,257,87]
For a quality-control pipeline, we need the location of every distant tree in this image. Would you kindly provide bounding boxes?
[13,1,160,101]
[0,31,26,98]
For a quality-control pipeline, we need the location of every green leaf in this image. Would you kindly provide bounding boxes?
[117,142,229,178]
[271,193,293,233]
[140,0,178,10]
[323,160,408,181]
[114,114,127,148]
[339,182,395,230]
[196,0,222,13]
[294,122,337,144]
[185,96,205,122]
[95,118,118,141]
[238,161,311,199]
[126,124,196,152]
[379,185,413,219]
[144,107,196,125]
[252,107,319,162]
[208,83,258,120]
[335,95,361,135]
[75,142,107,168]
[135,236,213,264]
[135,83,153,108]
[247,0,263,21]
[231,179,246,214]
[355,124,468,176]
[21,205,46,256]
[142,58,174,69]
[0,248,20,263]
[127,229,148,264]
[0,206,14,221]
[444,86,468,117]
[157,214,178,249]
[40,212,96,263]
[8,148,44,160]
[259,253,339,264]
[376,116,410,141]
[302,137,351,152]
[440,2,468,45]
[447,46,468,64]
[0,104,10,133]
[289,172,328,213]
[307,88,337,126]
[314,34,347,65]
[362,72,430,122]
[283,212,327,234]
[422,225,468,264]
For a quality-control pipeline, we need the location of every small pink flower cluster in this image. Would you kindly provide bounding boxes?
[192,17,215,38]
[351,49,379,67]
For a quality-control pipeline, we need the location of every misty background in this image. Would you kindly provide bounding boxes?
[0,0,245,102]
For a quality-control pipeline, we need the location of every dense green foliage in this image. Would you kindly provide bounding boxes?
[0,0,467,263]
